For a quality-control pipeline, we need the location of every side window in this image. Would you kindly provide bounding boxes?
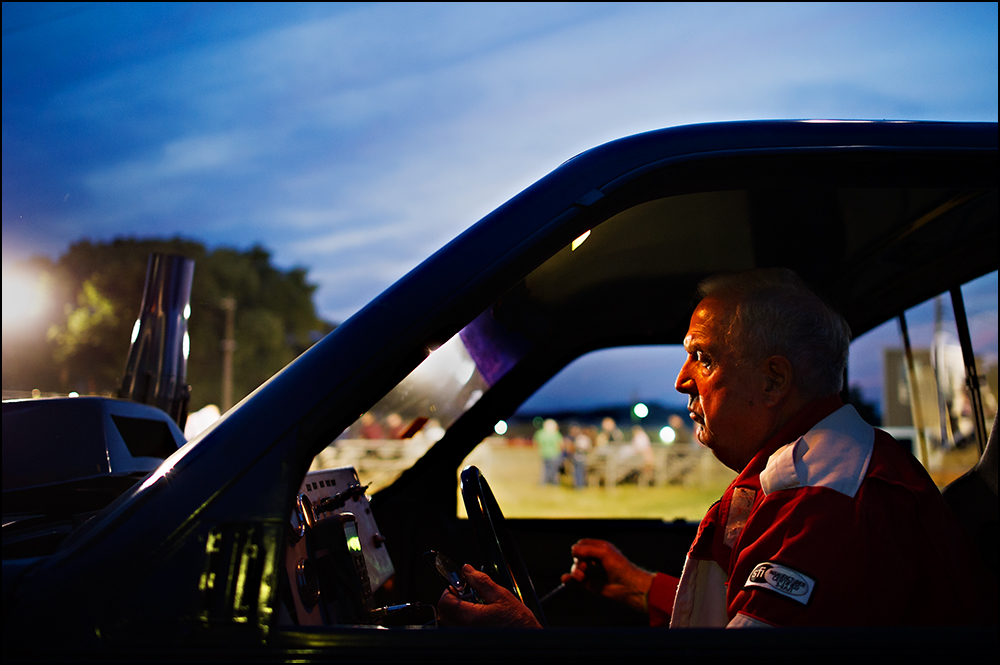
[847,270,998,487]
[459,345,736,520]
[309,332,490,494]
[307,307,534,493]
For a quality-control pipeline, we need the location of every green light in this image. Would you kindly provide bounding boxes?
[347,535,362,552]
[633,403,648,418]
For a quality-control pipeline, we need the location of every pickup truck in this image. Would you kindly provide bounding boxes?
[3,120,996,661]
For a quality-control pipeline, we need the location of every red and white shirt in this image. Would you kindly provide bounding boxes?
[648,396,987,628]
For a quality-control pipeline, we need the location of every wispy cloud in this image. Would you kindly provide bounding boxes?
[3,2,996,321]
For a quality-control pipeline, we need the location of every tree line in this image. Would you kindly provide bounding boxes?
[2,237,333,412]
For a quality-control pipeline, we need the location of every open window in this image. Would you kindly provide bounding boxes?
[458,345,734,520]
[847,270,997,485]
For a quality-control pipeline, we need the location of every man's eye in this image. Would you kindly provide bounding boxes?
[695,351,711,368]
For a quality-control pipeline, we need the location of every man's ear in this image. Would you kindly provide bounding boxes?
[761,355,793,407]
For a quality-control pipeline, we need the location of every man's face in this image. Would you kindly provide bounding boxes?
[674,296,768,471]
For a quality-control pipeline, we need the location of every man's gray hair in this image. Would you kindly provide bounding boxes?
[698,268,851,400]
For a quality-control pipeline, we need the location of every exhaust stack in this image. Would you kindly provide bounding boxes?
[118,254,195,429]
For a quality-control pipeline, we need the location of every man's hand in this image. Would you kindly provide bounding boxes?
[437,564,542,628]
[561,539,654,613]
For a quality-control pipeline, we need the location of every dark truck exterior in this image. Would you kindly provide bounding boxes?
[2,120,996,661]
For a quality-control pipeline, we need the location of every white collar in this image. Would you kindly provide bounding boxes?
[760,404,875,499]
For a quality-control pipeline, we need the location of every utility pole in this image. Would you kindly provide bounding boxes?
[220,297,236,412]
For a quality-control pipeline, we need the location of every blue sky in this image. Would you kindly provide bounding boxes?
[3,2,998,324]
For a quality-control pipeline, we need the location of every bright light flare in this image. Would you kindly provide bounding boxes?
[633,402,648,419]
[660,426,676,443]
[494,420,508,435]
[415,334,476,386]
[571,230,591,251]
[2,267,49,332]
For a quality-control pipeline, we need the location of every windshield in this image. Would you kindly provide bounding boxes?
[310,307,532,493]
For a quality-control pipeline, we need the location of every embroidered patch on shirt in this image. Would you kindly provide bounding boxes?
[724,487,756,547]
[744,562,815,605]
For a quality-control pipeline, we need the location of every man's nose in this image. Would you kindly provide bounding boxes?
[675,359,695,395]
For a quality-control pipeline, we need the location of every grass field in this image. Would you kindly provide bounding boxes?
[458,439,735,520]
[454,435,982,520]
[333,431,984,521]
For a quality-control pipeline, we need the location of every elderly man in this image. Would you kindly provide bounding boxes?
[439,268,987,628]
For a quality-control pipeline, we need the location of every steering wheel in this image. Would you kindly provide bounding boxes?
[460,465,547,626]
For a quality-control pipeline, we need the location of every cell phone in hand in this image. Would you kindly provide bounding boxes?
[424,550,483,604]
